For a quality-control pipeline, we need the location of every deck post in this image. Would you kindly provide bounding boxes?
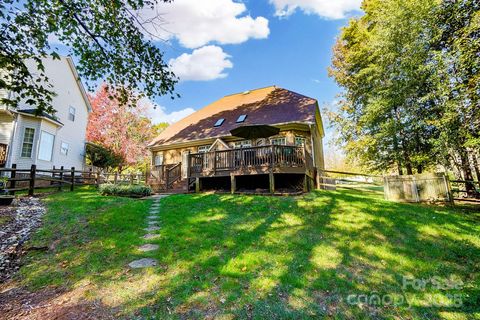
[303,175,308,192]
[213,151,217,175]
[230,174,236,194]
[186,152,191,193]
[195,177,201,193]
[269,172,275,194]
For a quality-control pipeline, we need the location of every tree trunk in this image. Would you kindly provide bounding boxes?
[459,149,475,196]
[397,162,403,176]
[417,165,423,174]
[471,153,480,182]
[405,162,413,175]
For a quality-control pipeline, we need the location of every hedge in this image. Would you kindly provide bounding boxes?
[99,184,152,197]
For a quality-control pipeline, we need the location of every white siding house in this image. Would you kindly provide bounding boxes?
[0,57,91,170]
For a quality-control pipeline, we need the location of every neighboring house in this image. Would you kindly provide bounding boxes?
[148,86,325,193]
[0,57,91,170]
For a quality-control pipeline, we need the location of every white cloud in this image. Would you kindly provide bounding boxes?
[269,0,361,19]
[169,45,233,81]
[139,0,269,48]
[140,98,195,124]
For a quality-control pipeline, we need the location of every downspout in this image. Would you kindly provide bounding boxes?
[309,124,315,164]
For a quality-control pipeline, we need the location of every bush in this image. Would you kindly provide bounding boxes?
[99,184,152,197]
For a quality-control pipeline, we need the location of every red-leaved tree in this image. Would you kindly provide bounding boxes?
[87,84,155,171]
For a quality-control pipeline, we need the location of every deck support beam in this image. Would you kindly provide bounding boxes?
[303,175,309,192]
[195,177,201,193]
[269,172,275,194]
[230,174,236,194]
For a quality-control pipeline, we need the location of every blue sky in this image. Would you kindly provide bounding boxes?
[134,0,362,154]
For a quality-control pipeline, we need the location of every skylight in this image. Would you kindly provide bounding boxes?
[214,118,225,127]
[236,114,247,123]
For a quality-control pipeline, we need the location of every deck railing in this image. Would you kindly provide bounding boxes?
[189,145,311,176]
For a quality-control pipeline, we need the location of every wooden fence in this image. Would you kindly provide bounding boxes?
[384,173,452,203]
[0,164,147,196]
[320,170,462,203]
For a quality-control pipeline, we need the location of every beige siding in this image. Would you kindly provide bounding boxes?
[0,113,14,145]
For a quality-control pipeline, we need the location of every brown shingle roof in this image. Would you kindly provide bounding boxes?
[149,86,318,147]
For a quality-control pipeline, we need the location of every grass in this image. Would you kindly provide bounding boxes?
[17,186,480,319]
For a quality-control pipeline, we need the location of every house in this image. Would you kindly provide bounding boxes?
[148,86,325,193]
[0,57,91,170]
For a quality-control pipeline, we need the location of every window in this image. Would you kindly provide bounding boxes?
[295,136,306,146]
[236,114,247,123]
[214,118,225,127]
[198,145,210,153]
[38,131,55,161]
[270,137,286,145]
[21,128,35,158]
[154,153,163,166]
[234,140,252,148]
[68,106,76,121]
[60,142,69,156]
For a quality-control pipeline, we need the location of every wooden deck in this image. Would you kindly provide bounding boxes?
[188,145,314,178]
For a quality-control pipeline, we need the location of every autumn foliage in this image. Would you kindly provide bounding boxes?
[87,84,155,170]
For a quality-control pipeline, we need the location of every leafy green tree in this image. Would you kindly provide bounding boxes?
[85,143,123,171]
[0,0,177,114]
[430,0,480,192]
[152,122,169,136]
[329,0,439,175]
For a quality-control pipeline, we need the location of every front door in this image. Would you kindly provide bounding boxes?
[181,151,189,179]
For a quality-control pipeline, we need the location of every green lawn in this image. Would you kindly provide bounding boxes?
[18,186,480,319]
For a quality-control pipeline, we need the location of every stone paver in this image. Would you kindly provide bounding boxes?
[144,226,160,232]
[143,233,161,240]
[148,221,159,226]
[147,215,159,220]
[128,258,157,268]
[138,244,159,252]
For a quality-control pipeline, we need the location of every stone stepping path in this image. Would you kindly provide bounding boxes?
[128,258,157,268]
[143,233,161,240]
[144,226,160,232]
[138,244,159,252]
[128,195,168,269]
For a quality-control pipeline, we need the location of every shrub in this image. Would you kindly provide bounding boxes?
[99,184,152,197]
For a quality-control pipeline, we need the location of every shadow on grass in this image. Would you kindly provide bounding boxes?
[17,187,480,319]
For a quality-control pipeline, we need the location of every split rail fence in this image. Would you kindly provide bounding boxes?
[0,164,147,196]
